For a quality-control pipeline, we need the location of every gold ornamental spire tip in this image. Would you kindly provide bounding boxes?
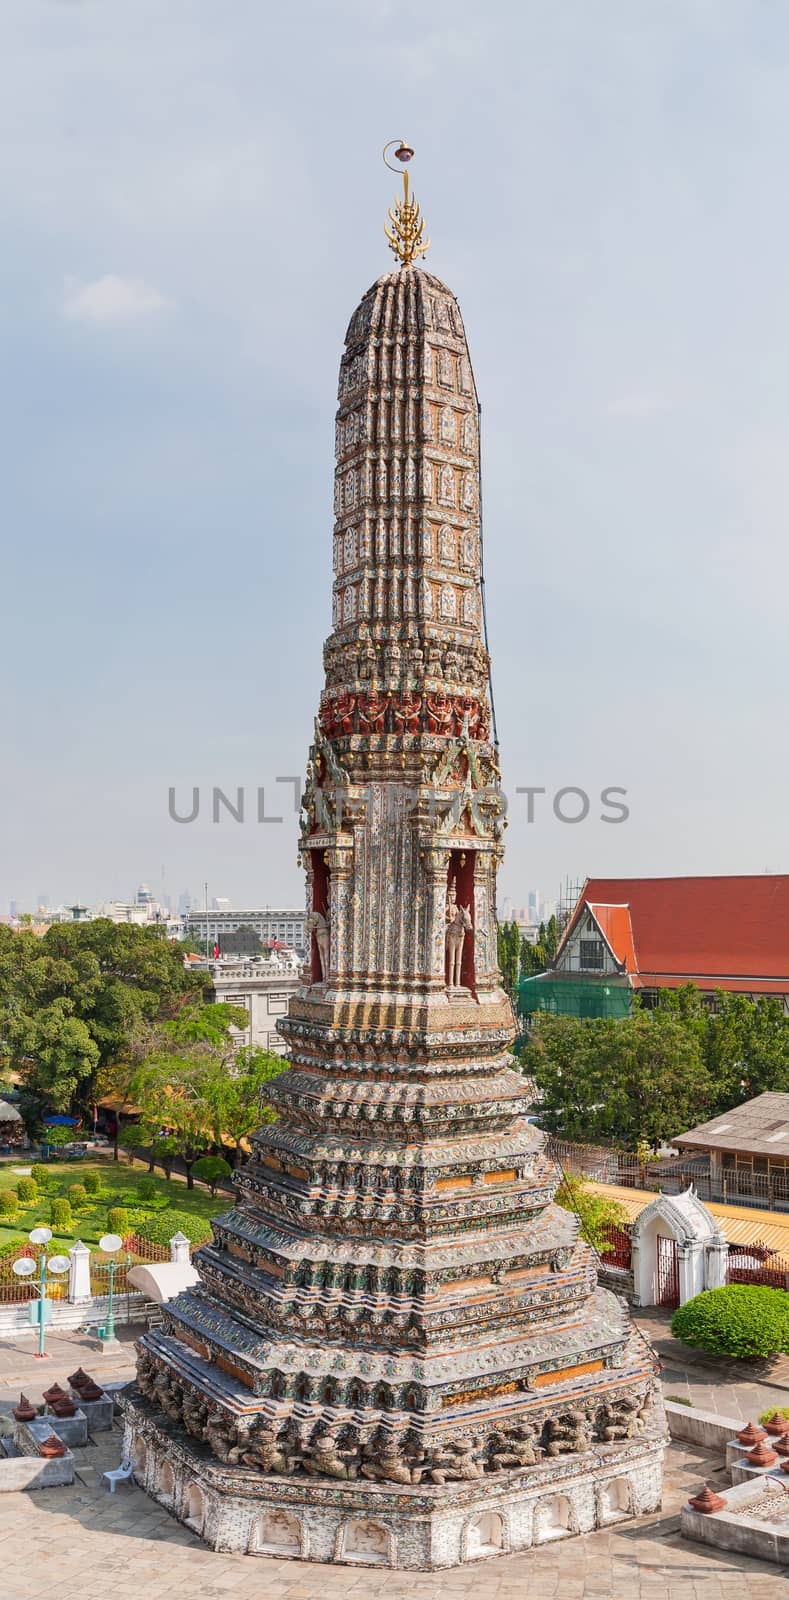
[383,138,430,268]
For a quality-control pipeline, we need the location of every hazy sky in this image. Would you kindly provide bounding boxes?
[3,0,788,914]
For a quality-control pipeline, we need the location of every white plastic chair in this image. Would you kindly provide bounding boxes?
[102,1458,134,1493]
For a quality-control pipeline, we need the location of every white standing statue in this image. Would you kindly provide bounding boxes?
[308,910,330,982]
[445,879,472,988]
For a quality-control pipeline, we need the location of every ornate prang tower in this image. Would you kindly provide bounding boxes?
[124,145,665,1568]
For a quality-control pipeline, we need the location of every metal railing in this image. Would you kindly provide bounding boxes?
[0,1246,65,1305]
[547,1137,789,1214]
[88,1232,170,1297]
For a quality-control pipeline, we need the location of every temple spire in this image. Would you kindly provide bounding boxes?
[383,139,430,267]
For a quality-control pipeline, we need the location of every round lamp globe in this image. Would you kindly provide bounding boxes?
[99,1233,123,1254]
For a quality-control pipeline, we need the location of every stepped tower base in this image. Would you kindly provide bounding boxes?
[122,1399,664,1568]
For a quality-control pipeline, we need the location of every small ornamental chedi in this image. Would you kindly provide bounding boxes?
[688,1484,727,1514]
[123,144,666,1569]
[764,1412,789,1436]
[737,1421,768,1446]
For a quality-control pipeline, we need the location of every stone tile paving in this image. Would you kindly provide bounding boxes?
[635,1309,789,1424]
[2,1321,789,1596]
[0,1423,787,1600]
[0,1324,136,1403]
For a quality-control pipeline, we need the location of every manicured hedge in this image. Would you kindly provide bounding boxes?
[83,1170,102,1196]
[68,1184,88,1208]
[50,1198,72,1230]
[0,1191,18,1217]
[136,1210,213,1248]
[31,1164,49,1187]
[672,1285,789,1360]
[16,1178,37,1203]
[107,1207,130,1236]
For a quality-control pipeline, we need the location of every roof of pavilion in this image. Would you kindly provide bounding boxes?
[558,874,789,992]
[672,1092,789,1159]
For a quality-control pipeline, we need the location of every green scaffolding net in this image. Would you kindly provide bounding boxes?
[517,974,632,1020]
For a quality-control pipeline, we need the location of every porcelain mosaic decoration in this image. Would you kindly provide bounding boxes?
[122,165,666,1568]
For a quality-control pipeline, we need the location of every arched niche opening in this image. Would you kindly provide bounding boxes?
[310,849,331,983]
[466,1510,504,1559]
[446,848,475,992]
[599,1477,631,1523]
[342,1517,391,1565]
[251,1508,302,1555]
[185,1482,204,1533]
[534,1493,572,1543]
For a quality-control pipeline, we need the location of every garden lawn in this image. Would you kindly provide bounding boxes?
[0,1158,222,1255]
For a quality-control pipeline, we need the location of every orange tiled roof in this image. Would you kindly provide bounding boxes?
[585,1180,789,1253]
[562,875,789,993]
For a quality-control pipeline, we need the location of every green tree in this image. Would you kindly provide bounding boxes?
[497,922,521,997]
[203,1046,288,1165]
[554,1173,628,1254]
[0,920,200,1113]
[192,1154,233,1195]
[519,936,545,979]
[96,1017,162,1161]
[165,1001,248,1046]
[707,994,789,1105]
[522,1008,713,1148]
[41,1122,77,1152]
[117,1124,143,1165]
[126,1002,247,1186]
[20,1005,99,1112]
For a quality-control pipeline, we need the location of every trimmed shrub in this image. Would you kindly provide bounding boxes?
[671,1285,789,1360]
[106,1207,129,1236]
[31,1163,49,1187]
[760,1405,789,1425]
[16,1178,37,1204]
[137,1177,157,1203]
[191,1155,232,1196]
[136,1209,213,1249]
[0,1237,27,1259]
[50,1198,72,1231]
[0,1190,18,1217]
[83,1170,102,1196]
[68,1183,87,1209]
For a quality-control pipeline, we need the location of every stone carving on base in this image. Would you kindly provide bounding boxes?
[545,1411,594,1457]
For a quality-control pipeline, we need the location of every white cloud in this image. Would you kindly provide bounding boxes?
[63,275,172,325]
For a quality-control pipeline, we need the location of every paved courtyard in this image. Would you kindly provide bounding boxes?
[0,1426,786,1600]
[2,1319,789,1597]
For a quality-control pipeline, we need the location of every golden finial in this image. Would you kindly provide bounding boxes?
[383,139,430,268]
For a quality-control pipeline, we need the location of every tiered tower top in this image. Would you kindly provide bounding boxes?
[323,267,491,746]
